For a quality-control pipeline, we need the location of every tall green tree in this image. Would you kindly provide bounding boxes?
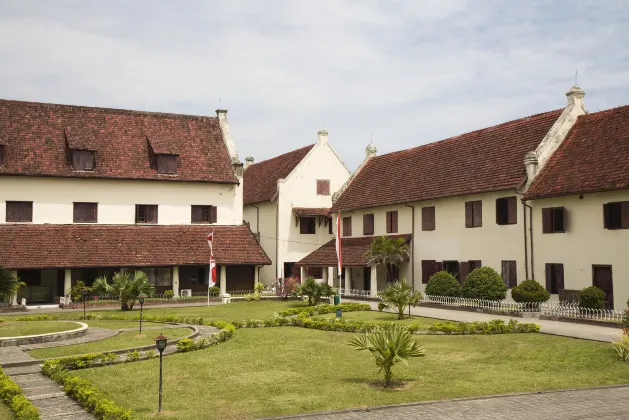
[364,236,410,283]
[92,269,154,311]
[0,265,19,304]
[349,324,425,388]
[378,280,422,319]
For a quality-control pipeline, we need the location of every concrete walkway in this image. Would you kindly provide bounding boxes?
[267,385,629,420]
[346,299,623,342]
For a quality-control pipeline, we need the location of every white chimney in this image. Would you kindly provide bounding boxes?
[524,151,538,182]
[317,130,328,144]
[215,109,240,164]
[245,156,254,170]
[566,85,585,108]
[366,142,377,158]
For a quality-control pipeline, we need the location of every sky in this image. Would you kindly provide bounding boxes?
[1,1,628,170]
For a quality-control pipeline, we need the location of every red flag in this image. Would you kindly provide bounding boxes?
[209,255,217,287]
[207,231,214,255]
[335,212,342,274]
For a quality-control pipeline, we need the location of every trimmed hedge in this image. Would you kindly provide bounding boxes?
[42,353,117,375]
[511,280,550,303]
[0,366,40,420]
[580,286,606,309]
[462,266,508,300]
[425,271,462,297]
[428,319,540,335]
[278,303,371,317]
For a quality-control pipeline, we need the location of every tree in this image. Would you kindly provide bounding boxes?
[0,265,19,305]
[349,324,425,388]
[274,277,299,300]
[364,236,410,283]
[92,269,154,311]
[295,277,336,306]
[378,280,422,319]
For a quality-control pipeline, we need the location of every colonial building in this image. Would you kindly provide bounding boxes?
[297,86,623,302]
[0,99,270,304]
[243,130,350,285]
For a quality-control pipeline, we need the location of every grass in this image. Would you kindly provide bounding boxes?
[73,327,629,420]
[314,310,439,329]
[81,320,145,330]
[28,327,193,359]
[0,401,13,420]
[0,321,81,337]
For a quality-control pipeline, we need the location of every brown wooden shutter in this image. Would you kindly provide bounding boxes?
[422,260,434,284]
[391,211,398,233]
[473,201,482,227]
[560,207,567,232]
[148,205,158,223]
[509,261,517,288]
[545,264,552,292]
[555,264,564,290]
[622,202,629,229]
[22,202,32,222]
[507,197,517,224]
[431,261,443,275]
[191,206,201,223]
[465,202,473,227]
[459,262,470,282]
[603,203,611,229]
[386,212,391,233]
[363,214,369,235]
[422,207,435,231]
[300,218,308,234]
[542,208,552,233]
[6,202,17,222]
[210,206,217,224]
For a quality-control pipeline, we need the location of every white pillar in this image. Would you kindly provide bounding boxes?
[220,265,227,295]
[344,267,351,294]
[370,264,378,297]
[322,268,328,285]
[300,266,306,283]
[254,266,260,285]
[172,266,180,297]
[11,270,19,305]
[64,269,72,296]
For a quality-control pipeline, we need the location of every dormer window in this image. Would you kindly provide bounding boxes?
[72,150,95,171]
[157,155,177,174]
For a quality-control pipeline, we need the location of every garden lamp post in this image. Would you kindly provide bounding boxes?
[155,333,168,414]
[81,289,88,320]
[138,295,145,333]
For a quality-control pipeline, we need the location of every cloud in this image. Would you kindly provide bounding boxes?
[0,0,628,169]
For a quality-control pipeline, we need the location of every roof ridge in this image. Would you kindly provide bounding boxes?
[0,98,216,121]
[248,144,315,167]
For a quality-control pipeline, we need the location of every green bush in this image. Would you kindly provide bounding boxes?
[208,286,220,295]
[612,332,629,361]
[579,286,606,309]
[163,290,174,299]
[511,280,550,303]
[425,271,462,297]
[124,350,141,362]
[428,319,539,334]
[0,366,40,420]
[176,338,194,353]
[15,314,57,321]
[278,303,370,317]
[462,266,507,300]
[42,353,118,375]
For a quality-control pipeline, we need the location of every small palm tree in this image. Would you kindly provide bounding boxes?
[378,280,422,319]
[296,277,336,306]
[364,236,410,283]
[93,269,154,311]
[349,324,425,388]
[0,265,19,305]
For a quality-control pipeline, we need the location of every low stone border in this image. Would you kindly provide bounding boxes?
[539,314,623,329]
[0,321,88,347]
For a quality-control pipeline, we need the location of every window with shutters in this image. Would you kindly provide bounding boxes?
[465,200,482,228]
[421,206,435,231]
[157,155,177,174]
[542,207,566,233]
[300,217,316,234]
[6,201,33,222]
[421,260,436,284]
[603,201,629,230]
[501,261,517,288]
[443,261,460,280]
[363,214,374,235]
[386,211,398,233]
[496,196,517,225]
[191,205,216,224]
[73,202,97,223]
[307,267,323,278]
[342,216,352,237]
[316,180,330,196]
[72,150,95,171]
[545,263,564,294]
[135,204,158,224]
[0,145,4,166]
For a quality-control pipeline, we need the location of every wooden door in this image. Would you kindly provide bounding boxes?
[593,265,614,309]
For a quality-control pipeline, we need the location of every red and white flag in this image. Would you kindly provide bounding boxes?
[207,231,214,255]
[207,230,216,287]
[335,213,342,274]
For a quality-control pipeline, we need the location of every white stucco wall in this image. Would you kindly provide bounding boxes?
[410,190,526,293]
[0,176,243,225]
[529,190,629,310]
[243,201,277,285]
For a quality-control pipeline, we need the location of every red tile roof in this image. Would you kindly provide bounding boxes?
[331,110,562,212]
[292,207,331,217]
[0,224,270,269]
[0,99,237,184]
[524,105,629,199]
[295,234,411,267]
[243,145,314,205]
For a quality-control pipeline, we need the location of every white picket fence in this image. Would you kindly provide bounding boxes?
[539,301,626,322]
[340,288,375,298]
[422,294,540,312]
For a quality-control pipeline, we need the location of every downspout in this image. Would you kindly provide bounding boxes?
[404,203,415,291]
[524,201,535,280]
[275,203,280,279]
[522,200,529,280]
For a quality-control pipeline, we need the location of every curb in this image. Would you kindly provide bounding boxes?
[0,321,88,347]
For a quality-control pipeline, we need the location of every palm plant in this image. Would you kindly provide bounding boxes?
[295,277,336,306]
[348,324,425,388]
[364,236,410,283]
[378,280,422,319]
[0,265,19,305]
[92,269,154,311]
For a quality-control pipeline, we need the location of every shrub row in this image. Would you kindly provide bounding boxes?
[278,303,371,317]
[14,314,58,321]
[176,328,234,353]
[48,371,131,420]
[428,319,540,334]
[0,366,40,420]
[42,353,118,375]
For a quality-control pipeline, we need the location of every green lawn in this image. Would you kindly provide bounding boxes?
[81,320,145,330]
[0,321,80,337]
[73,327,629,420]
[0,401,13,420]
[28,327,193,359]
[314,310,439,329]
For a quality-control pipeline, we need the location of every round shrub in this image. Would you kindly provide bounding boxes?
[579,286,606,309]
[462,266,507,301]
[511,280,550,303]
[425,271,462,297]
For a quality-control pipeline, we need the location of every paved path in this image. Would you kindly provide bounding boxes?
[346,299,623,342]
[267,386,629,420]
